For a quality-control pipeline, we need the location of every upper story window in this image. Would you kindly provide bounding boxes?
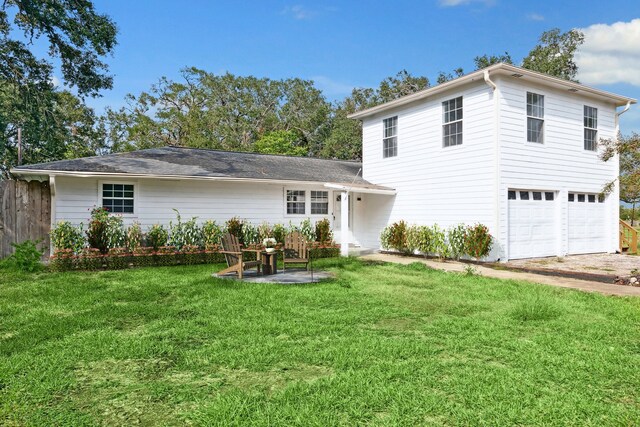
[442,96,463,147]
[102,183,134,214]
[584,106,598,151]
[526,92,544,143]
[286,190,306,214]
[383,116,398,158]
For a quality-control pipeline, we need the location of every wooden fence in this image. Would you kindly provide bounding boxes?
[0,180,51,258]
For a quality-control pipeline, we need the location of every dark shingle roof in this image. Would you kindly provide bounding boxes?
[13,147,389,190]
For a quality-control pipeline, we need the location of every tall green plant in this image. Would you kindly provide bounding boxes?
[86,207,124,254]
[242,223,260,245]
[126,222,143,252]
[202,220,224,247]
[464,224,493,260]
[169,209,201,250]
[50,221,85,254]
[299,218,315,242]
[447,224,467,260]
[226,217,244,242]
[272,223,286,244]
[315,218,333,243]
[430,224,449,260]
[146,224,169,251]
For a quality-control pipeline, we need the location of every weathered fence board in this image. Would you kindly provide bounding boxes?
[0,180,51,258]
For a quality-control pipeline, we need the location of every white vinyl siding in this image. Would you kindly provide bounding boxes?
[442,96,463,147]
[361,80,495,250]
[382,116,398,158]
[584,105,598,151]
[526,92,544,143]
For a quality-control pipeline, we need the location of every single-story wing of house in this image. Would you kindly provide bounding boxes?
[11,63,638,261]
[11,147,396,256]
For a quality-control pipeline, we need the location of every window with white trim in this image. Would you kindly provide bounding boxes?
[286,190,306,214]
[310,191,329,215]
[102,183,134,213]
[584,106,598,151]
[383,116,398,158]
[442,96,463,147]
[527,92,544,143]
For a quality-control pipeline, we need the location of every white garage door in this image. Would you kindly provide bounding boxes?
[568,192,608,254]
[508,190,558,259]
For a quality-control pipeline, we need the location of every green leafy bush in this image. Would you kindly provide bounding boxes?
[86,207,110,254]
[464,223,493,260]
[50,221,85,254]
[430,224,449,260]
[447,224,467,260]
[407,225,432,257]
[5,240,44,272]
[315,218,333,243]
[202,220,223,247]
[169,210,201,250]
[387,221,409,253]
[257,222,272,241]
[146,224,168,251]
[242,223,260,245]
[126,222,143,252]
[272,223,286,244]
[299,218,315,242]
[226,217,244,242]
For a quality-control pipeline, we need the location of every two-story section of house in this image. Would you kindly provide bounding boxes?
[350,63,636,261]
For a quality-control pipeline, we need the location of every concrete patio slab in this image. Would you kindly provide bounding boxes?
[215,269,334,284]
[360,253,640,297]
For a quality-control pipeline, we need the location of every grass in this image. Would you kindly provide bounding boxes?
[1,258,640,426]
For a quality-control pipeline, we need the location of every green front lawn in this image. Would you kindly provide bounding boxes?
[1,259,639,425]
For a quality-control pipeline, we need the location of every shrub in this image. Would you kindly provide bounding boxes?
[50,221,85,254]
[272,223,286,244]
[5,240,44,272]
[315,218,333,243]
[464,223,493,260]
[242,223,260,245]
[388,221,409,253]
[202,220,224,247]
[408,225,432,257]
[126,222,143,252]
[430,224,449,260]
[405,225,421,254]
[257,222,272,241]
[146,224,168,251]
[299,218,315,242]
[447,224,467,260]
[169,209,201,250]
[380,225,392,250]
[86,207,110,254]
[226,217,244,242]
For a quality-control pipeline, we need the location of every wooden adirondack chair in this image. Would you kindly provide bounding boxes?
[218,233,261,279]
[283,231,310,271]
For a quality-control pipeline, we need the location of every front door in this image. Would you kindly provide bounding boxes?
[333,192,353,244]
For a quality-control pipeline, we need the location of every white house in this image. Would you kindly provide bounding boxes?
[11,63,636,261]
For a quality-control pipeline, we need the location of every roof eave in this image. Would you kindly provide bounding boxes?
[348,63,636,120]
[10,168,392,192]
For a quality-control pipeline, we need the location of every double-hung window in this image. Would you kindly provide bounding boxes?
[102,183,134,213]
[584,106,598,151]
[526,92,544,143]
[383,116,398,158]
[286,190,306,214]
[310,191,329,214]
[443,96,463,147]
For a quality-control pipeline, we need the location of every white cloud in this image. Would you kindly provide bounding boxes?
[438,0,495,7]
[49,76,61,87]
[576,19,640,86]
[311,76,354,100]
[527,13,544,21]
[281,5,315,20]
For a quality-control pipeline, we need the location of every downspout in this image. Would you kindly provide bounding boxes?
[484,70,501,260]
[49,175,56,256]
[612,101,631,251]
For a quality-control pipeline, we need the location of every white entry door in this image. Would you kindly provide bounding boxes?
[508,189,558,259]
[333,192,354,244]
[568,192,608,254]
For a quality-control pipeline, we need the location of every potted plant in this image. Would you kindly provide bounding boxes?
[263,237,277,253]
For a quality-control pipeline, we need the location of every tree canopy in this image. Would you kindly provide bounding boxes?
[601,133,640,220]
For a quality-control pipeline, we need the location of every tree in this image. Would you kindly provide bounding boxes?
[253,130,306,156]
[105,68,332,154]
[473,52,513,70]
[1,0,116,176]
[600,133,640,225]
[522,28,584,82]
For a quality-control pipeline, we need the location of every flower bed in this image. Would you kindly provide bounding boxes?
[49,243,340,272]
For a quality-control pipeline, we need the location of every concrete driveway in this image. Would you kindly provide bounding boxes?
[507,253,639,278]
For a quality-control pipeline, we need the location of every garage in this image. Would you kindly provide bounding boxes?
[508,189,558,259]
[567,192,608,254]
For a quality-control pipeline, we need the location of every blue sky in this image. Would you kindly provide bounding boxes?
[75,1,640,133]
